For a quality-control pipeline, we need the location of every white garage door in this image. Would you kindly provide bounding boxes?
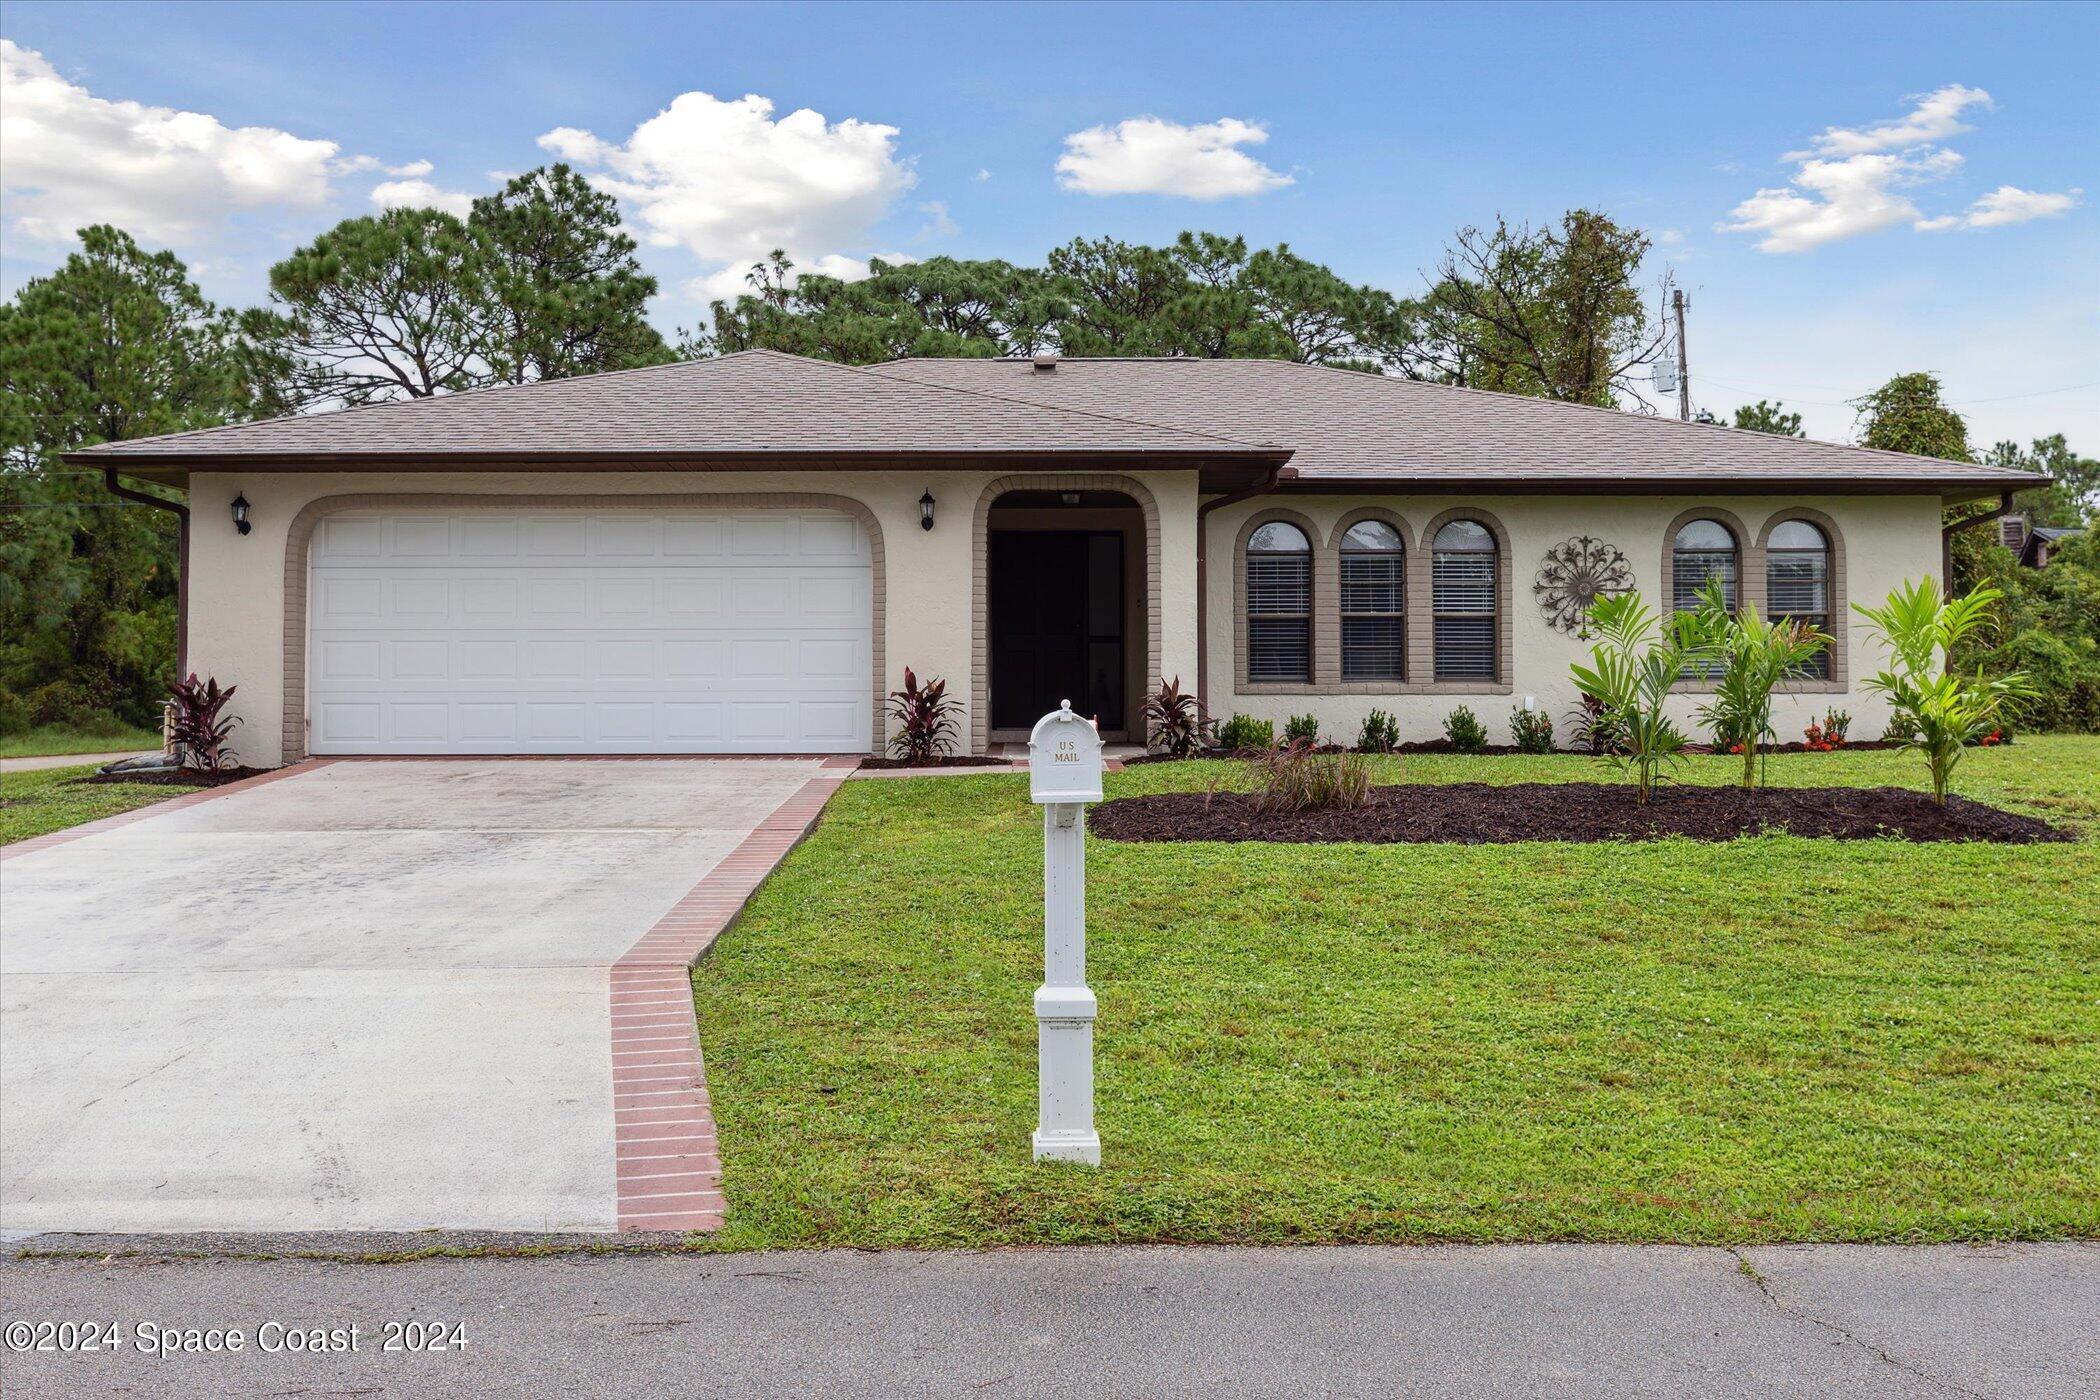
[306,510,873,754]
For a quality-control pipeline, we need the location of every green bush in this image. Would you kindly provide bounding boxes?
[1956,529,2100,733]
[1443,705,1488,753]
[1509,705,1555,753]
[1356,708,1400,753]
[1217,714,1274,751]
[1283,713,1321,746]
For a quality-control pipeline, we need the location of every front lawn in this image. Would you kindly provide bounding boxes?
[0,723,163,759]
[0,764,203,845]
[695,737,2100,1248]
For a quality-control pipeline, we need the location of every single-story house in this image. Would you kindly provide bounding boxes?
[70,349,2037,763]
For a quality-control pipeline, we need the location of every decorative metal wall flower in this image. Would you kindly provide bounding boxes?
[1534,536,1633,636]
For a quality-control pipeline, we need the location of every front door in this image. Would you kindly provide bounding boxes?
[988,530,1126,732]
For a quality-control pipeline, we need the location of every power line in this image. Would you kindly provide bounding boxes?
[1696,376,2100,410]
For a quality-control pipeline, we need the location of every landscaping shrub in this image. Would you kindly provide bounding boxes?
[1217,713,1274,751]
[1442,705,1488,754]
[1855,578,2034,805]
[1565,693,1624,755]
[1249,743,1370,814]
[1283,713,1321,746]
[1804,708,1851,751]
[1142,675,1216,757]
[1356,708,1400,753]
[1693,576,1831,789]
[1509,705,1555,753]
[884,667,961,762]
[167,673,241,773]
[1570,590,1721,804]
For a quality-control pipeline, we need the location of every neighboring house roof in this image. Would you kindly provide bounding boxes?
[872,356,2038,497]
[67,349,1286,477]
[2032,525,2085,543]
[71,347,2037,499]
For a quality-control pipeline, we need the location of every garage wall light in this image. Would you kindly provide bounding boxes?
[231,493,252,536]
[919,490,936,532]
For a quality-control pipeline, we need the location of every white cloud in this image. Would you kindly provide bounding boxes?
[1055,117,1291,199]
[687,250,907,304]
[1725,149,1961,253]
[975,167,992,181]
[370,177,474,218]
[387,158,434,179]
[0,38,341,243]
[915,199,958,241]
[1918,184,2083,231]
[1723,86,2077,253]
[1787,84,1993,158]
[539,90,914,291]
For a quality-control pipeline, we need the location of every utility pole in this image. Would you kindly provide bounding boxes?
[1672,288,1690,421]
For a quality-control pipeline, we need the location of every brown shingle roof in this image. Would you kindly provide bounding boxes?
[69,349,1283,466]
[872,356,2037,494]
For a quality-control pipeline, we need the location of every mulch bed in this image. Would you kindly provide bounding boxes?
[1089,782,2070,846]
[80,765,276,788]
[1127,739,1922,763]
[856,755,1012,770]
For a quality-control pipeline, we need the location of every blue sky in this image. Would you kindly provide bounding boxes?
[3,0,2094,448]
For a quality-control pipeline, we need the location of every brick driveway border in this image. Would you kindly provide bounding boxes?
[609,755,860,1232]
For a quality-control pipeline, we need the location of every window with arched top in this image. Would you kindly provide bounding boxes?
[1672,518,1739,612]
[1339,519,1405,680]
[1245,520,1312,683]
[1766,519,1832,679]
[1431,519,1497,681]
[1673,517,1738,679]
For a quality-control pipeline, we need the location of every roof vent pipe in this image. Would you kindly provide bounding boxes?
[1032,351,1058,372]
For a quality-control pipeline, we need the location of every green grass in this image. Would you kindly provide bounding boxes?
[694,737,2100,1249]
[0,764,201,844]
[0,723,163,759]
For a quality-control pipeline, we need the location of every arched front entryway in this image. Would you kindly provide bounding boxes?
[971,475,1161,752]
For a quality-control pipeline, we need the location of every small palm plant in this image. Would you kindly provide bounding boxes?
[1569,590,1720,805]
[1693,577,1831,790]
[1853,579,2033,806]
[1143,675,1216,757]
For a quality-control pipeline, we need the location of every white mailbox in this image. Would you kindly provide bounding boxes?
[1027,701,1104,805]
[1025,700,1103,1166]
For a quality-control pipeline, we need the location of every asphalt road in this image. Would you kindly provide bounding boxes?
[2,1241,2092,1397]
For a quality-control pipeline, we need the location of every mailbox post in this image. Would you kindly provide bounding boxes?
[1027,701,1104,1165]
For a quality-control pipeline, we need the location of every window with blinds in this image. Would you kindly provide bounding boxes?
[1246,520,1311,683]
[1672,518,1737,679]
[1339,520,1404,681]
[1766,520,1831,680]
[1431,519,1496,681]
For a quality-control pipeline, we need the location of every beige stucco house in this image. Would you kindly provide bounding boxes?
[71,350,2035,763]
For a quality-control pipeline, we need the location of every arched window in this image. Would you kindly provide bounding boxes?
[1339,519,1405,680]
[1766,519,1832,679]
[1673,517,1738,679]
[1245,520,1311,683]
[1672,518,1738,612]
[1431,519,1497,681]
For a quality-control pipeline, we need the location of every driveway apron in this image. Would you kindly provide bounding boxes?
[0,759,825,1234]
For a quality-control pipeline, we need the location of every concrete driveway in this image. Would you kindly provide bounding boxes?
[0,759,836,1235]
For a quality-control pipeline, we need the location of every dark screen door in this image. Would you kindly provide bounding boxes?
[988,531,1125,730]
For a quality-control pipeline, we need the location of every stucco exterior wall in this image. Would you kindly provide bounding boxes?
[185,467,1192,764]
[1202,492,1944,748]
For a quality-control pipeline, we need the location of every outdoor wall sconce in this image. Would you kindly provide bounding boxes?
[919,490,936,531]
[231,493,252,536]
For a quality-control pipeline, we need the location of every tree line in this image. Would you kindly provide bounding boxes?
[1,165,2090,737]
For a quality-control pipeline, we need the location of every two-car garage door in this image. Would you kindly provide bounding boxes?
[306,509,873,754]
